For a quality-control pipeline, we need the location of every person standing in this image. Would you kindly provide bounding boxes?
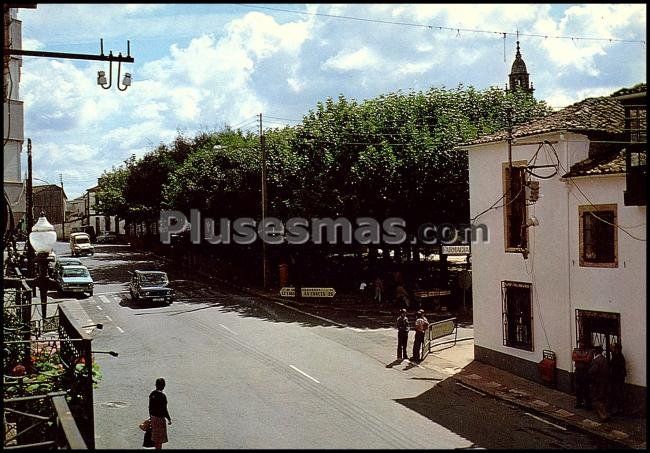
[395,309,410,360]
[588,345,610,421]
[572,338,593,409]
[149,377,172,449]
[608,342,627,416]
[374,276,384,304]
[411,309,429,362]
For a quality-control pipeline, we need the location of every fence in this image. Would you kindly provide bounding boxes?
[421,317,457,361]
[3,285,93,448]
[3,392,87,449]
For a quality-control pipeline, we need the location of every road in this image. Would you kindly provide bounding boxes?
[48,241,621,449]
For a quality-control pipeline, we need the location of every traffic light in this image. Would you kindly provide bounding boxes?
[526,180,540,202]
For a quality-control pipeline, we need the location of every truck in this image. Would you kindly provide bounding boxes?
[69,232,95,257]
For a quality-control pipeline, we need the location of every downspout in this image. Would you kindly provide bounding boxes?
[563,134,575,375]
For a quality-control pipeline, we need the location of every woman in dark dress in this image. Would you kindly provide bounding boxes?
[149,378,172,449]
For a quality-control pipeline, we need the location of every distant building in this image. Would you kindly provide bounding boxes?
[506,41,534,95]
[64,184,125,239]
[33,184,67,238]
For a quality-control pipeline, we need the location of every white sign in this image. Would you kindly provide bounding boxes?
[442,245,470,255]
[280,287,336,298]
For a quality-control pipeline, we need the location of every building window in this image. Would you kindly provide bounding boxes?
[502,162,528,252]
[575,309,620,361]
[502,281,533,351]
[626,106,647,143]
[579,204,618,268]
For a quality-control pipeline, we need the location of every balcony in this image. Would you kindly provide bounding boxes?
[623,143,647,206]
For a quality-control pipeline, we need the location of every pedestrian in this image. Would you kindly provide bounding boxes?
[608,342,627,416]
[359,281,367,300]
[588,345,610,421]
[374,276,384,304]
[411,309,429,362]
[395,284,410,310]
[395,308,409,361]
[572,338,593,409]
[149,377,172,449]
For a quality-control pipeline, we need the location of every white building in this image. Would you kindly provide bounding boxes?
[463,84,646,413]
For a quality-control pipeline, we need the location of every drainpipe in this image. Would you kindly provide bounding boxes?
[563,133,575,375]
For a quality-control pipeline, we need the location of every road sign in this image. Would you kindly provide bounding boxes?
[442,245,470,255]
[280,287,336,298]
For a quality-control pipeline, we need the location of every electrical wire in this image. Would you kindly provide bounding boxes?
[545,141,646,241]
[234,4,646,45]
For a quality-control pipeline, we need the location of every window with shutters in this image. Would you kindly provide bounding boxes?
[502,161,528,252]
[579,204,618,268]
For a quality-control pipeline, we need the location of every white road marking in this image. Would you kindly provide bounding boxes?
[524,412,567,431]
[455,382,487,396]
[99,295,112,304]
[219,324,238,335]
[115,326,124,333]
[273,301,347,327]
[289,365,320,384]
[94,291,129,296]
[96,305,103,311]
[105,315,112,321]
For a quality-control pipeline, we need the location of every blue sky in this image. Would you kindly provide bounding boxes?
[16,3,646,199]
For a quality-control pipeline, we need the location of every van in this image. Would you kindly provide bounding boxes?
[70,232,95,257]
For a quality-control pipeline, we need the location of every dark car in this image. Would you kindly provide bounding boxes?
[53,257,84,277]
[96,232,118,244]
[129,270,173,305]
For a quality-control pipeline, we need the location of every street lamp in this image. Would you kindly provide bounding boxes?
[29,212,57,318]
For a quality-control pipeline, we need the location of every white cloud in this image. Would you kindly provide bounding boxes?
[546,86,621,109]
[322,47,381,71]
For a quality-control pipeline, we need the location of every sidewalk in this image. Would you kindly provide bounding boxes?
[453,361,646,449]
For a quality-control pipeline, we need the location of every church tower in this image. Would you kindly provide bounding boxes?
[507,41,534,94]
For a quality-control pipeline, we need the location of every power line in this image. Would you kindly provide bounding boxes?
[234,4,646,45]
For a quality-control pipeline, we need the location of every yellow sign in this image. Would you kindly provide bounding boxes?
[280,287,336,298]
[429,319,456,340]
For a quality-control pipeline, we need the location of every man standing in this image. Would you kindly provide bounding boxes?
[588,345,610,421]
[411,309,429,362]
[395,309,409,360]
[572,338,593,409]
[608,343,627,416]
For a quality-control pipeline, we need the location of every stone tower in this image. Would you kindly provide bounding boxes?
[507,41,534,94]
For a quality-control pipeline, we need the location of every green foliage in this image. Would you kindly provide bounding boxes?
[102,84,551,233]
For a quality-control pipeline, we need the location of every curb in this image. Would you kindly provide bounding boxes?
[453,372,645,449]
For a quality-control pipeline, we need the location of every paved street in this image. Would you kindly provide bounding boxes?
[49,241,623,449]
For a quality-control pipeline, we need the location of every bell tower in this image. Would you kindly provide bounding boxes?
[507,40,534,94]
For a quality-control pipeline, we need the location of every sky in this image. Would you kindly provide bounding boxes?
[14,3,647,199]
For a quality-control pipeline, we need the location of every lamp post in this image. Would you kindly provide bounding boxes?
[29,212,57,319]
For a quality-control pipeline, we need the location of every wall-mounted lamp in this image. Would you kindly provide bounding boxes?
[525,216,539,228]
[97,39,132,91]
[92,350,119,357]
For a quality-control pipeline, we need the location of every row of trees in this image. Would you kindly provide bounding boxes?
[96,85,551,288]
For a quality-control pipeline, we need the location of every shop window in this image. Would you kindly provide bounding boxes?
[579,204,618,268]
[502,281,533,351]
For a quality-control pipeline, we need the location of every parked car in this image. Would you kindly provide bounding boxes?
[70,232,94,256]
[129,270,173,305]
[53,257,84,277]
[96,232,118,244]
[56,265,94,297]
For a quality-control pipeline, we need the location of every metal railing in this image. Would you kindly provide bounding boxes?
[422,317,457,361]
[3,391,87,449]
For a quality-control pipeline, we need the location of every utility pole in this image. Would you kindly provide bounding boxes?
[259,113,268,289]
[26,138,34,277]
[60,173,65,239]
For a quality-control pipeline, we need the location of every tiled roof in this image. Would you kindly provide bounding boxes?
[562,149,628,178]
[610,83,647,98]
[464,96,626,146]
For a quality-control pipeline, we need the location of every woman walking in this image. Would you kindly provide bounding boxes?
[149,377,172,449]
